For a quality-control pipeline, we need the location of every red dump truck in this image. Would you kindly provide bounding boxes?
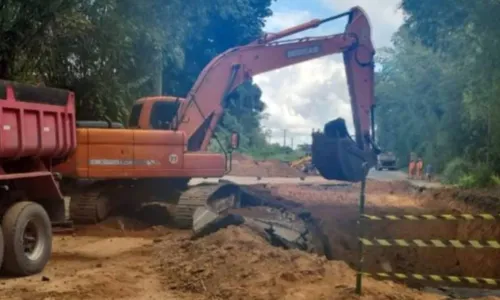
[0,80,76,276]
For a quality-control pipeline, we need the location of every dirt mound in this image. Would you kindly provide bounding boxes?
[266,182,500,288]
[156,226,439,300]
[232,152,255,161]
[229,154,306,177]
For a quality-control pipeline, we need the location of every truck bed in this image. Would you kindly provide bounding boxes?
[0,80,76,160]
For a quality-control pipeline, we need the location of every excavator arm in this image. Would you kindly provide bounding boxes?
[176,6,378,182]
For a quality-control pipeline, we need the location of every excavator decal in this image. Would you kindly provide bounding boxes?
[286,45,321,58]
[168,154,178,164]
[88,159,161,166]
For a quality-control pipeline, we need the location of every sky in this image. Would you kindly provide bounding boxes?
[254,0,404,147]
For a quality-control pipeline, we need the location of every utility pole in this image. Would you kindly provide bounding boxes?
[155,51,163,95]
[291,137,294,149]
[265,129,272,144]
[283,129,287,147]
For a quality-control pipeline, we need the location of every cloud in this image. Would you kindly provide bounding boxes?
[264,10,313,32]
[254,1,404,147]
[254,56,350,135]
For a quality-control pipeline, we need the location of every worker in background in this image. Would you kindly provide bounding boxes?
[408,159,416,179]
[416,158,423,180]
[425,163,433,182]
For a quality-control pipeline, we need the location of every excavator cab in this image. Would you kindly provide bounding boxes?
[128,96,184,130]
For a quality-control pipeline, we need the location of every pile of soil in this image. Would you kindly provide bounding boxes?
[231,152,254,161]
[229,153,306,178]
[265,182,500,287]
[155,226,438,300]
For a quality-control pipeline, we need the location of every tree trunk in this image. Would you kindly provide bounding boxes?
[0,49,16,79]
[0,58,10,79]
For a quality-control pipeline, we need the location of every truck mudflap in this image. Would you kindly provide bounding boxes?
[191,205,332,259]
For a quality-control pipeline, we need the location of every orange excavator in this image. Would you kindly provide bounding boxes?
[54,6,379,227]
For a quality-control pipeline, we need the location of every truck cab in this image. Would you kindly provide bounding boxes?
[376,151,397,171]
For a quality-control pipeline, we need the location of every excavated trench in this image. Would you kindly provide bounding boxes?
[268,181,500,289]
[90,179,500,296]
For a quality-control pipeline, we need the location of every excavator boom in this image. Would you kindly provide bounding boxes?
[176,7,374,149]
[175,6,377,182]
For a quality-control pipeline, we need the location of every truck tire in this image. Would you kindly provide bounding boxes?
[1,201,52,276]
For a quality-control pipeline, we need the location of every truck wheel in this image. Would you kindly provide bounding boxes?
[1,201,52,276]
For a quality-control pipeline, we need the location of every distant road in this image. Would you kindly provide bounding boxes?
[367,169,408,181]
[189,169,444,188]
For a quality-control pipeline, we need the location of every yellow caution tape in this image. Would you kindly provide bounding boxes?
[362,213,499,221]
[359,238,500,249]
[362,272,499,285]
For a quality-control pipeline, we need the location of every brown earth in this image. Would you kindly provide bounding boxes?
[0,232,183,300]
[267,181,500,287]
[156,225,440,300]
[229,152,306,177]
[1,180,499,299]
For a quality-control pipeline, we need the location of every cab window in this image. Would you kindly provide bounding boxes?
[149,101,179,129]
[128,103,143,128]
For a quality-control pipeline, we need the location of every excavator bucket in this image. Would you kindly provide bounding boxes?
[311,118,377,183]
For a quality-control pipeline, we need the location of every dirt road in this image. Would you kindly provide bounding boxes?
[0,236,169,299]
[191,170,443,191]
[1,179,498,300]
[0,224,183,300]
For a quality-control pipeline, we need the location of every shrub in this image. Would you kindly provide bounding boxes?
[442,158,472,184]
[454,162,499,189]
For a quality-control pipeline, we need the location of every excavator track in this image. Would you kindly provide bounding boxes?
[186,182,333,259]
[173,183,237,229]
[173,182,309,229]
[69,190,111,224]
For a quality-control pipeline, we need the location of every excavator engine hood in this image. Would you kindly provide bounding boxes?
[311,118,377,182]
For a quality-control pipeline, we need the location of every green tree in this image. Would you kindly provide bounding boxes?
[376,1,500,185]
[162,0,274,96]
[375,28,468,170]
[1,0,300,160]
[165,0,275,153]
[1,0,189,122]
